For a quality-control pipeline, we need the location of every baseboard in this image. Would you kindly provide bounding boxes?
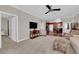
[9,36,29,42]
[9,37,18,42]
[17,37,29,42]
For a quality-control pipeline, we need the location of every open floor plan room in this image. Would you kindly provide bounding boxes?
[0,5,79,54]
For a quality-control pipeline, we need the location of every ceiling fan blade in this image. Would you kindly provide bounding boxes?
[45,10,51,14]
[53,8,61,11]
[46,5,51,10]
[45,5,61,14]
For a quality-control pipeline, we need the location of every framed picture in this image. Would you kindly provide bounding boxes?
[71,23,78,30]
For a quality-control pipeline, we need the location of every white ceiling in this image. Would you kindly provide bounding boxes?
[12,5,79,21]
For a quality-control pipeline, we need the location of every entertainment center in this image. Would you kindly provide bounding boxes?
[30,29,40,39]
[29,22,40,39]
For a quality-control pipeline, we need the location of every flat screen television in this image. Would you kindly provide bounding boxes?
[30,22,37,29]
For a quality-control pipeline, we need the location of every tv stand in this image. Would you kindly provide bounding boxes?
[30,29,40,39]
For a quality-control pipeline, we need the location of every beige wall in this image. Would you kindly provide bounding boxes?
[74,13,79,22]
[0,5,46,42]
[61,17,74,33]
[61,14,79,33]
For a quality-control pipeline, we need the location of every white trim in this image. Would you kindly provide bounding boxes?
[17,37,29,42]
[10,6,30,15]
[10,36,29,43]
[0,11,19,48]
[16,16,18,42]
[8,16,18,42]
[0,12,2,48]
[9,37,18,42]
[10,6,44,21]
[9,16,18,42]
[0,11,17,17]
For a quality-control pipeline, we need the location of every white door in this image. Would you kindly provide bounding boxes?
[9,16,18,42]
[0,13,1,48]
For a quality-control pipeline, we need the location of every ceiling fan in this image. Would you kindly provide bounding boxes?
[45,5,61,14]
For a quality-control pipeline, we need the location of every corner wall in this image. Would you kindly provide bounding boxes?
[0,5,46,42]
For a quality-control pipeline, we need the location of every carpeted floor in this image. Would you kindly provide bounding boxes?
[0,35,75,54]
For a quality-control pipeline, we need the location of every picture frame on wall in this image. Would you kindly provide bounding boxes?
[71,23,79,30]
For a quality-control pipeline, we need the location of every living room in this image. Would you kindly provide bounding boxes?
[0,5,79,54]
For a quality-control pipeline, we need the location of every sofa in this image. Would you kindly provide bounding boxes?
[70,30,79,35]
[53,37,71,54]
[70,37,79,54]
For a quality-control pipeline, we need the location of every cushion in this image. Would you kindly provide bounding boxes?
[73,35,79,38]
[64,33,73,40]
[53,39,69,53]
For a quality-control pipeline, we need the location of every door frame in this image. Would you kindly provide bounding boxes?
[0,11,18,48]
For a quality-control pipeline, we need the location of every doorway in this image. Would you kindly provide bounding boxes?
[0,11,18,48]
[46,22,63,36]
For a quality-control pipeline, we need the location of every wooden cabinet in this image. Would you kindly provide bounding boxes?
[30,30,40,39]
